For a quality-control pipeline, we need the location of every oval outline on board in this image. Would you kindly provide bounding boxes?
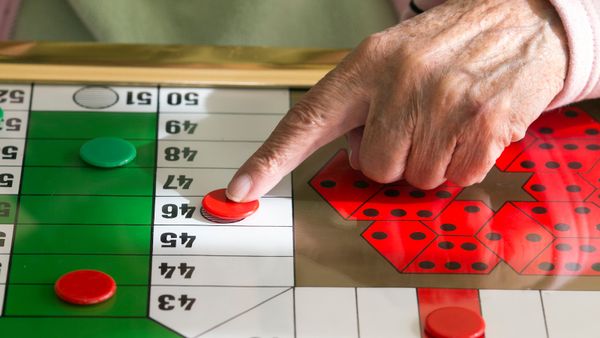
[72,86,119,109]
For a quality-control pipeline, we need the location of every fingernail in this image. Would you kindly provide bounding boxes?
[348,149,358,170]
[226,173,253,202]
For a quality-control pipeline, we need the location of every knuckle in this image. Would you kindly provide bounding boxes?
[446,175,477,187]
[285,100,328,131]
[396,45,434,77]
[447,170,487,187]
[433,73,470,109]
[250,143,291,177]
[360,162,402,184]
[405,172,443,190]
[358,32,389,55]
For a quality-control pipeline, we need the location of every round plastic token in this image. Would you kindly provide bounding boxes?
[0,106,4,121]
[54,270,117,305]
[425,306,485,338]
[80,137,136,168]
[201,188,259,222]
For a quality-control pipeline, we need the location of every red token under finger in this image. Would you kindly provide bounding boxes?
[201,188,259,221]
[425,306,485,338]
[55,270,117,305]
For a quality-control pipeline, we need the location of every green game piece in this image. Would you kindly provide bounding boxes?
[0,106,4,121]
[80,137,137,168]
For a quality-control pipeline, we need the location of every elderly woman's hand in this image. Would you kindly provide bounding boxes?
[227,0,568,202]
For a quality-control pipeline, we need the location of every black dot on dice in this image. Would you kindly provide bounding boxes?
[472,262,488,271]
[520,161,535,169]
[566,185,581,192]
[438,241,455,250]
[596,224,600,231]
[417,210,433,218]
[539,143,554,150]
[587,144,600,151]
[563,144,578,150]
[436,190,452,198]
[532,206,547,214]
[564,110,579,117]
[440,223,457,232]
[391,209,407,217]
[580,245,597,252]
[530,184,546,192]
[592,263,600,272]
[419,261,435,269]
[320,180,336,188]
[461,242,477,251]
[555,243,572,251]
[384,189,400,197]
[486,232,502,241]
[554,223,570,232]
[363,208,379,217]
[545,161,560,169]
[575,207,591,214]
[445,262,461,270]
[568,162,583,169]
[371,232,387,240]
[585,128,599,135]
[464,205,480,213]
[410,190,426,198]
[353,180,369,189]
[538,262,555,271]
[539,127,553,134]
[565,262,582,271]
[410,232,427,240]
[526,233,542,242]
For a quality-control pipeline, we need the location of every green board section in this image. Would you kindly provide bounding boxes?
[25,139,155,167]
[0,195,17,224]
[4,285,148,316]
[28,111,156,139]
[18,195,153,224]
[4,104,159,332]
[21,167,154,195]
[0,318,180,338]
[8,254,149,285]
[12,225,150,254]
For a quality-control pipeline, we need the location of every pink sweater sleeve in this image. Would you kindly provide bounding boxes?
[0,0,21,40]
[393,0,600,109]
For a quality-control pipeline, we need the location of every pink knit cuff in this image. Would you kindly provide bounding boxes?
[546,0,600,108]
[0,0,21,40]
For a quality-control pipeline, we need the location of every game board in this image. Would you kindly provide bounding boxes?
[0,81,598,338]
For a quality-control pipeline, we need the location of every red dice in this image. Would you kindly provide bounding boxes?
[362,221,436,271]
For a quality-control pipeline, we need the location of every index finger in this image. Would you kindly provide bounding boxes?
[226,69,368,202]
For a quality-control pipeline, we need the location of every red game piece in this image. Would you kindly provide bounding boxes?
[201,188,259,223]
[425,306,485,338]
[54,270,116,305]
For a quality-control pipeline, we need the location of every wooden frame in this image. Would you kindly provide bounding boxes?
[0,42,346,87]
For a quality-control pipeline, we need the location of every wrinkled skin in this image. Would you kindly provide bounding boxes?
[227,0,568,202]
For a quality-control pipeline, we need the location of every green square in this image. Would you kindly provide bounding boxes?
[12,224,150,255]
[4,284,148,317]
[24,139,156,167]
[18,196,153,225]
[8,254,149,285]
[21,167,154,196]
[28,111,156,139]
[0,318,181,338]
